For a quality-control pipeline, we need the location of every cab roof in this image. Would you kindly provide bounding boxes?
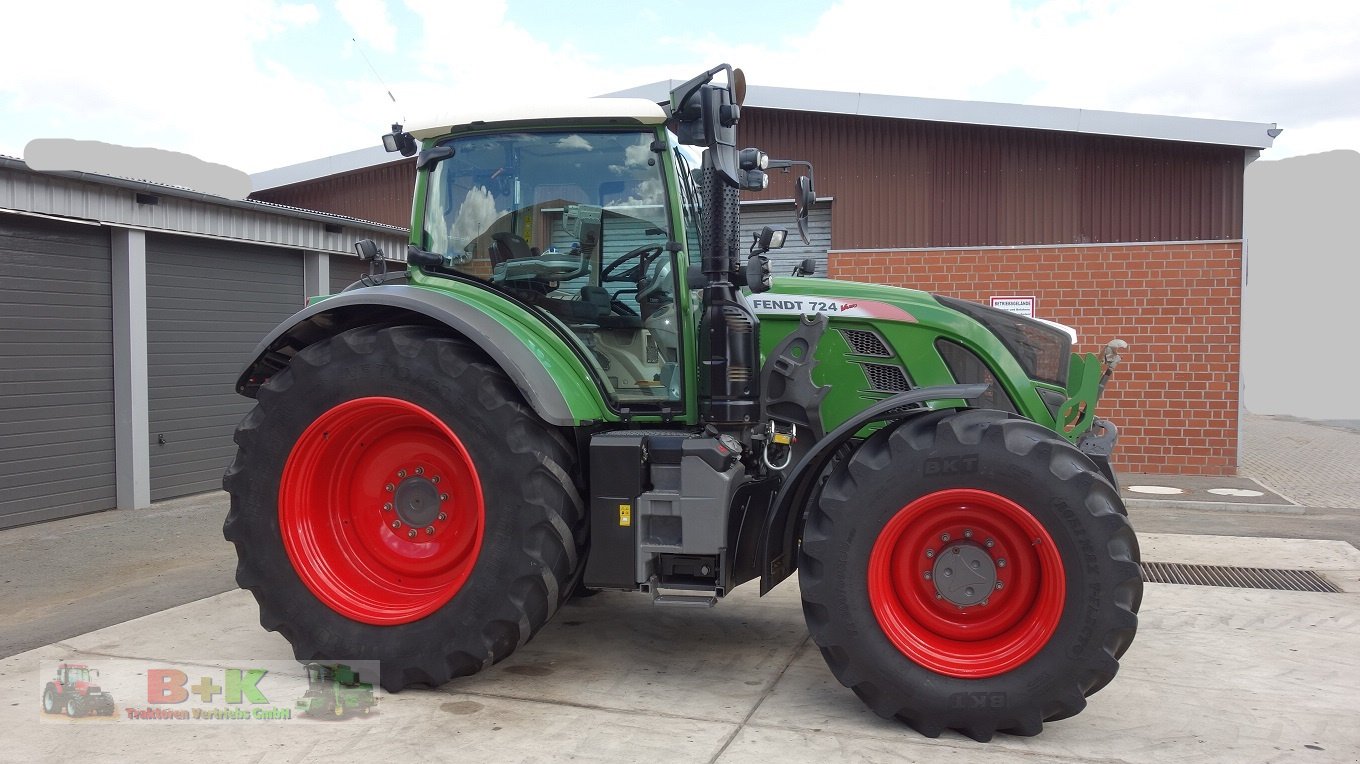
[407,98,667,141]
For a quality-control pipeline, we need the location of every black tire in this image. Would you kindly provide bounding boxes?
[223,325,585,692]
[65,697,80,717]
[42,685,59,714]
[799,408,1141,741]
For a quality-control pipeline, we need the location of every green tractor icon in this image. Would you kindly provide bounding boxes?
[42,663,115,717]
[296,663,377,718]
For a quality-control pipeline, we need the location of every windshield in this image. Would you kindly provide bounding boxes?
[421,130,682,404]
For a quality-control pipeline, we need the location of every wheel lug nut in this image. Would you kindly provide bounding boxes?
[981,598,989,606]
[414,467,424,475]
[407,529,417,539]
[925,549,935,558]
[385,483,394,493]
[425,526,435,536]
[951,547,961,555]
[397,469,407,479]
[431,476,440,484]
[995,581,1004,590]
[390,520,401,529]
[997,559,1006,568]
[383,503,393,512]
[439,493,449,502]
[437,512,447,522]
[985,539,994,548]
[963,529,973,538]
[940,533,950,542]
[923,571,932,580]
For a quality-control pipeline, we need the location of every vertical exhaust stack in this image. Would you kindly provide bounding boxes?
[670,65,769,425]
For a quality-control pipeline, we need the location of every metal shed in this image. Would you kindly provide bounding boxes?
[0,155,407,528]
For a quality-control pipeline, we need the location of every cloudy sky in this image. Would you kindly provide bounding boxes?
[1,0,1355,174]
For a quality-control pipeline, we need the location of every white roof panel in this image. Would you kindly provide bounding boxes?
[407,98,666,141]
[607,81,1279,150]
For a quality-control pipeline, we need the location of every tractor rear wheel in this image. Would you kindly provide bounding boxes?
[224,325,585,692]
[799,408,1141,741]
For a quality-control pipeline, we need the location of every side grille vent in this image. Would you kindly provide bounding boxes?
[840,329,892,357]
[862,363,912,392]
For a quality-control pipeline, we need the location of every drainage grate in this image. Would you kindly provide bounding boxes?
[1140,562,1342,593]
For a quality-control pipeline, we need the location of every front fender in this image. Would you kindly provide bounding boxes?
[756,383,987,594]
[236,284,608,426]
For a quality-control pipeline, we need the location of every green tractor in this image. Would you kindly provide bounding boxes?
[296,663,377,718]
[224,64,1140,741]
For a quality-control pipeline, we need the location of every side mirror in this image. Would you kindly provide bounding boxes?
[354,239,383,262]
[749,226,787,256]
[793,176,815,245]
[792,258,817,277]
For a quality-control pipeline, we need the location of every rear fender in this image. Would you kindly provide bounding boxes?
[236,284,608,426]
[756,383,987,594]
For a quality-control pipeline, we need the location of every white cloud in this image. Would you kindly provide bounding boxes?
[0,0,1354,173]
[337,0,398,53]
[0,0,337,172]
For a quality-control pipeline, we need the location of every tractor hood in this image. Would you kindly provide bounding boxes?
[750,278,939,324]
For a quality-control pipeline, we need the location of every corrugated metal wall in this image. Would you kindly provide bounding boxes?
[251,110,1245,249]
[740,108,1245,248]
[253,159,416,229]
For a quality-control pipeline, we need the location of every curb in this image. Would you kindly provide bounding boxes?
[1124,498,1306,514]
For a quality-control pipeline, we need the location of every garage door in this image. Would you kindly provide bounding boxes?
[146,235,304,500]
[0,215,116,528]
[740,202,832,278]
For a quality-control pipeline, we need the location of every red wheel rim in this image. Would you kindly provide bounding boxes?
[279,397,484,625]
[867,488,1064,678]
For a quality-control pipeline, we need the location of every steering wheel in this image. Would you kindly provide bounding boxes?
[601,244,664,283]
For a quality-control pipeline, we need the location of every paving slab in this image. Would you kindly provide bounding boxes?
[2,533,1357,764]
[1241,412,1360,509]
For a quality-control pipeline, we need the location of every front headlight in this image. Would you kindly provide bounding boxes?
[934,296,1072,387]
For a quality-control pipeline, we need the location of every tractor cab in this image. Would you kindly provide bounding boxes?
[406,104,687,404]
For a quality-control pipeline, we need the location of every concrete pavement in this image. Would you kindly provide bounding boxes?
[3,531,1357,763]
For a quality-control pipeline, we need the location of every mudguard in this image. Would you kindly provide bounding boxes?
[235,284,608,426]
[756,383,988,594]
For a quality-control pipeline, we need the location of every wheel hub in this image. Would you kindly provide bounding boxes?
[931,543,997,607]
[392,473,443,529]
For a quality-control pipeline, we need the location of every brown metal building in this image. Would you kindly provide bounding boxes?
[250,84,1277,476]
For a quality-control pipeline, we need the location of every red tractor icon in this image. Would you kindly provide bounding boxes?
[42,663,115,717]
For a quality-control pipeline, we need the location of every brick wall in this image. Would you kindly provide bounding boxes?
[830,242,1242,476]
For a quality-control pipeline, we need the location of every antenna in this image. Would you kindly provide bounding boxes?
[351,37,400,116]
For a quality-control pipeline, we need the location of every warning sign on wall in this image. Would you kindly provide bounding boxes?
[990,296,1035,318]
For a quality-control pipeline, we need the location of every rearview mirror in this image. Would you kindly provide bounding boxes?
[793,176,815,245]
[792,258,817,277]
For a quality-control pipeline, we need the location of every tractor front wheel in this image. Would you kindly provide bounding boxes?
[799,408,1141,741]
[224,325,585,692]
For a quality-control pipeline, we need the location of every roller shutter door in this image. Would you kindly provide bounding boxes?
[740,202,832,278]
[146,235,303,500]
[0,215,116,527]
